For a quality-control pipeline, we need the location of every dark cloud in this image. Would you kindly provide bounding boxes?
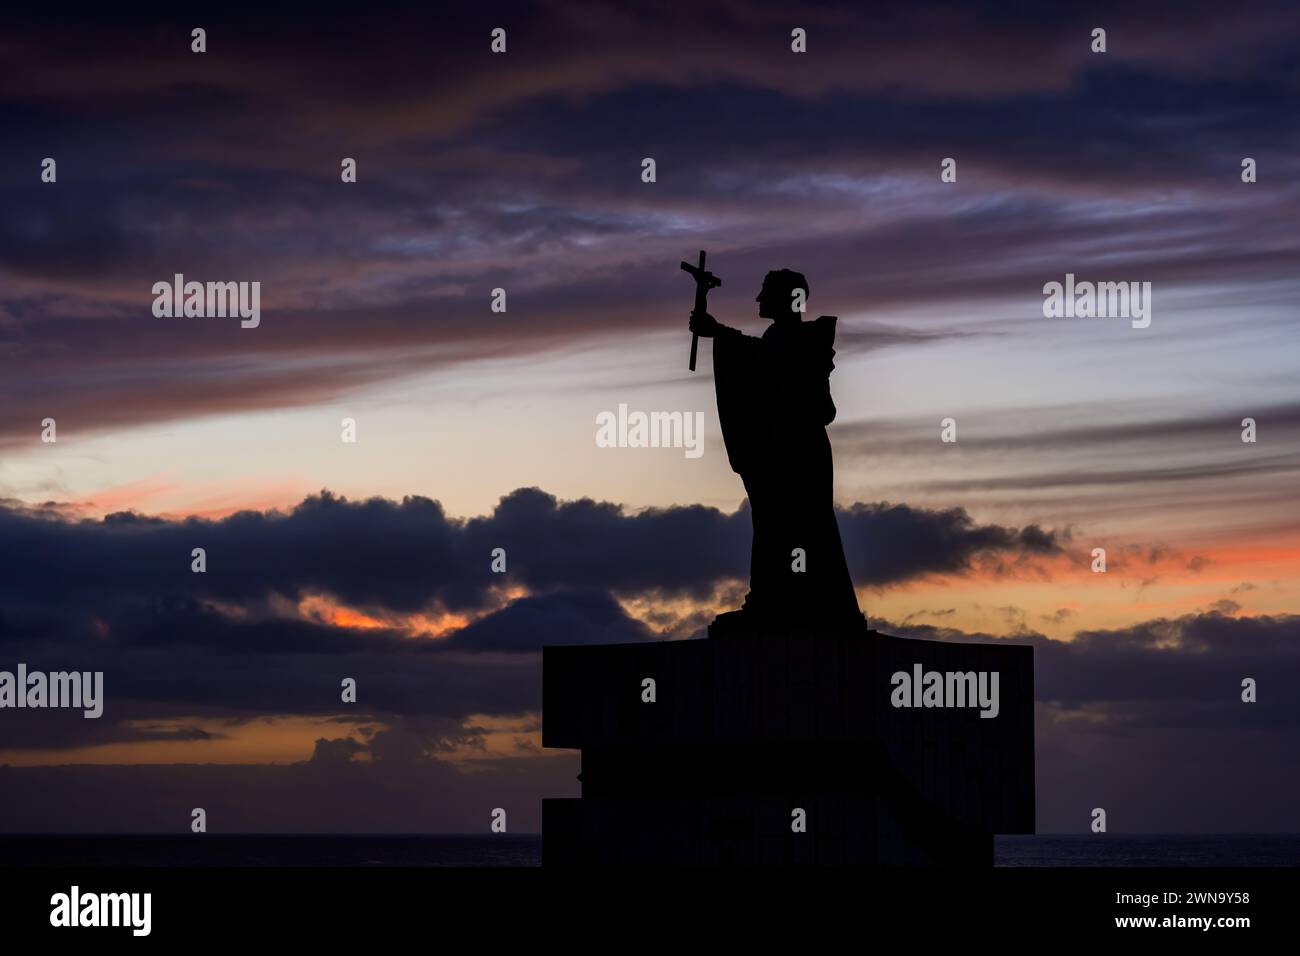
[0,487,1057,755]
[3,1,1300,441]
[839,501,1060,585]
[889,608,1300,742]
[0,488,1060,620]
[886,609,1300,718]
[441,590,652,651]
[884,609,1300,832]
[4,604,1297,832]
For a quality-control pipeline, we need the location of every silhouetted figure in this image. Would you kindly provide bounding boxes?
[542,272,1034,868]
[690,269,862,627]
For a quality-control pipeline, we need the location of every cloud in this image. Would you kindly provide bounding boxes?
[0,487,1062,617]
[838,501,1061,585]
[0,487,1059,756]
[835,402,1300,538]
[6,604,1297,832]
[3,0,1299,836]
[1040,607,1077,625]
[4,2,1300,442]
[440,590,653,652]
[883,609,1300,831]
[885,608,1300,723]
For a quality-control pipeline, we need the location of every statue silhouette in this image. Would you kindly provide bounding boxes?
[689,269,863,628]
[541,269,1035,867]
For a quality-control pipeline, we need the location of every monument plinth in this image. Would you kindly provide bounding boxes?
[542,616,1034,865]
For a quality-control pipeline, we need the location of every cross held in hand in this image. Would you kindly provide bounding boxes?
[681,249,721,371]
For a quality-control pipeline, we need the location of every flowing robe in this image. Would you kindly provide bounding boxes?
[713,315,862,626]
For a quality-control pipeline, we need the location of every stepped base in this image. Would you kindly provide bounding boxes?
[542,616,1034,865]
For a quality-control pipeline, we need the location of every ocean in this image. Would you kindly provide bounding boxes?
[0,834,1297,867]
[996,834,1300,867]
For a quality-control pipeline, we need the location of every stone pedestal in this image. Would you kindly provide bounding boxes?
[542,615,1034,865]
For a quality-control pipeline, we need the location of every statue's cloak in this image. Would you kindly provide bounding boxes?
[709,314,860,625]
[713,315,838,477]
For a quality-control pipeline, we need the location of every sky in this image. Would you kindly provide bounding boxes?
[1,0,1298,834]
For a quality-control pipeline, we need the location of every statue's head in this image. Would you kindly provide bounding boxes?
[756,269,809,323]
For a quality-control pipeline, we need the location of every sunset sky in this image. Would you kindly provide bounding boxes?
[2,0,1299,833]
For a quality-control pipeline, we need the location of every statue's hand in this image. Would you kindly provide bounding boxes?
[689,310,719,338]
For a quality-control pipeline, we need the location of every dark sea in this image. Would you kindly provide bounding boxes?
[996,834,1300,867]
[0,834,1297,866]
